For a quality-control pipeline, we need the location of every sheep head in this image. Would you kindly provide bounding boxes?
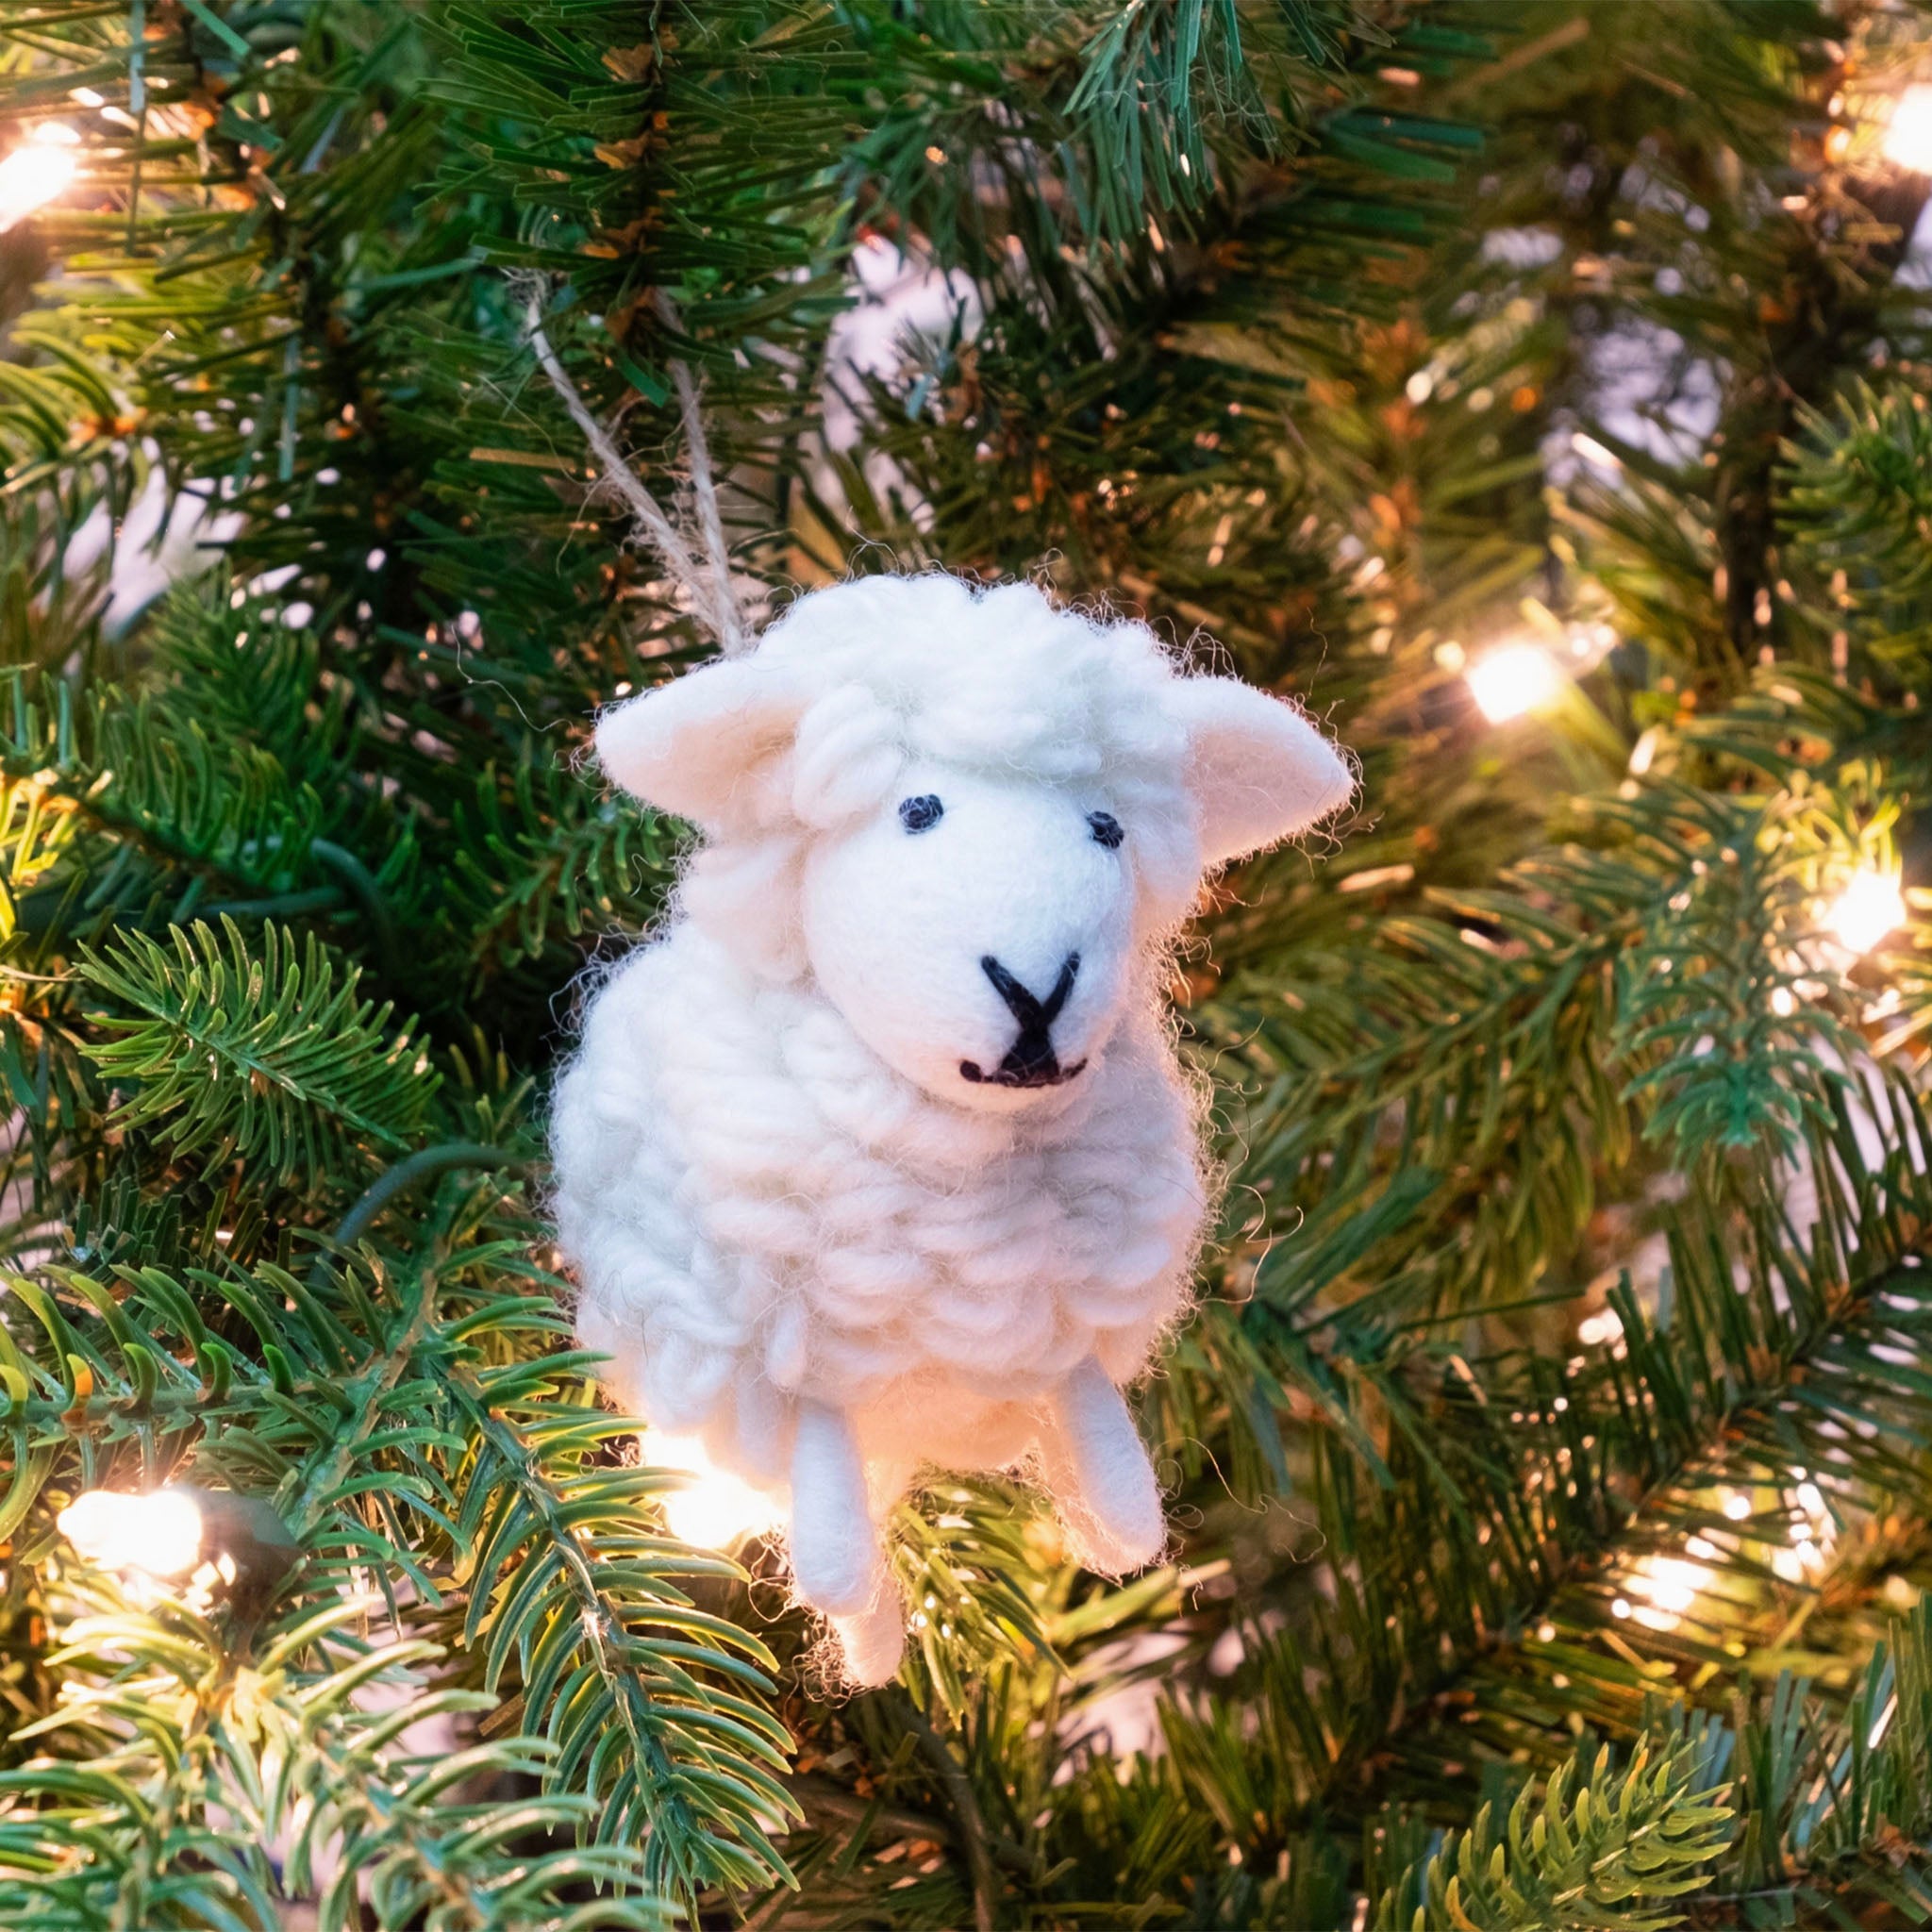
[595,576,1352,1114]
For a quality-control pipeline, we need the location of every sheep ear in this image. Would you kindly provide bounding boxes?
[595,659,808,827]
[1172,676,1354,867]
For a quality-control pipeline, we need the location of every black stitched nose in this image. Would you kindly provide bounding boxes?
[959,953,1087,1090]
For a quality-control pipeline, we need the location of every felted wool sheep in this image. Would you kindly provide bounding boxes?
[551,572,1353,1685]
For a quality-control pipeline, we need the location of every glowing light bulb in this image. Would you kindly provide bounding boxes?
[1885,84,1932,174]
[1826,867,1907,956]
[1577,1308,1624,1347]
[1641,1556,1708,1614]
[0,123,78,231]
[1467,643,1565,724]
[58,1487,202,1578]
[644,1434,780,1549]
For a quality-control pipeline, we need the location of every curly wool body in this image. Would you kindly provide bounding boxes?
[561,924,1205,1468]
[552,574,1353,1683]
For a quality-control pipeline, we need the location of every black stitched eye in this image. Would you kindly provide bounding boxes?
[899,794,943,833]
[1088,810,1124,850]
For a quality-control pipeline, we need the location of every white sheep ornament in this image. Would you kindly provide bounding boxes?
[551,570,1353,1685]
[528,295,1350,1684]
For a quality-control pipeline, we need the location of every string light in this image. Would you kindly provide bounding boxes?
[644,1433,782,1549]
[1643,1556,1707,1612]
[0,122,79,231]
[58,1487,202,1578]
[1736,1473,1838,1583]
[1773,1539,1829,1584]
[1884,83,1932,174]
[1467,642,1565,723]
[1825,867,1907,956]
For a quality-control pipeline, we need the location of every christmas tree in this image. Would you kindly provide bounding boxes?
[3,1,1932,1925]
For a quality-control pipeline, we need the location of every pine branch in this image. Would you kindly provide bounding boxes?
[446,1364,800,1903]
[0,1164,804,1916]
[1,1580,679,1931]
[1781,376,1932,684]
[451,754,678,978]
[1379,1734,1734,1932]
[1208,1087,1932,1861]
[79,917,437,1185]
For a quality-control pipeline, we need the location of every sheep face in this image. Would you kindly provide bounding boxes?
[591,575,1356,1110]
[800,763,1140,1113]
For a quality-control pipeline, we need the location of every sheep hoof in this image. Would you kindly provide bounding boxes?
[1056,1492,1164,1578]
[833,1595,907,1688]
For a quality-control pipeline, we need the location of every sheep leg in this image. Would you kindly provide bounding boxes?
[789,1399,886,1616]
[1042,1356,1164,1575]
[833,1597,907,1688]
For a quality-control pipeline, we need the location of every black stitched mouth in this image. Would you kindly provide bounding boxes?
[961,952,1084,1089]
[959,1056,1089,1089]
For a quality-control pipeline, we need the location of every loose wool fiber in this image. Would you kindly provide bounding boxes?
[552,574,1353,1683]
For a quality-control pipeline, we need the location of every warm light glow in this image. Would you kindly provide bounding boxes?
[644,1434,781,1549]
[1826,867,1907,956]
[1885,83,1932,174]
[1723,1492,1753,1521]
[1616,1550,1713,1633]
[1773,1540,1830,1584]
[58,1487,202,1578]
[1467,642,1566,724]
[1640,1555,1708,1615]
[0,123,78,231]
[1577,1307,1624,1347]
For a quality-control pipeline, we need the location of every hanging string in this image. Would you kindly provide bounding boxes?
[655,289,743,654]
[523,286,751,658]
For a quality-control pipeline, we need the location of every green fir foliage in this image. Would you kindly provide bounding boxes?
[80,918,435,1182]
[1380,1736,1735,1932]
[3,1,1932,1927]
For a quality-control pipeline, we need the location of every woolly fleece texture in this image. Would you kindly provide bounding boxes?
[552,574,1353,1683]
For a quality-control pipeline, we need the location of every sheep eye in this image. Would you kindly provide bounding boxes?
[1088,810,1124,850]
[899,794,944,833]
